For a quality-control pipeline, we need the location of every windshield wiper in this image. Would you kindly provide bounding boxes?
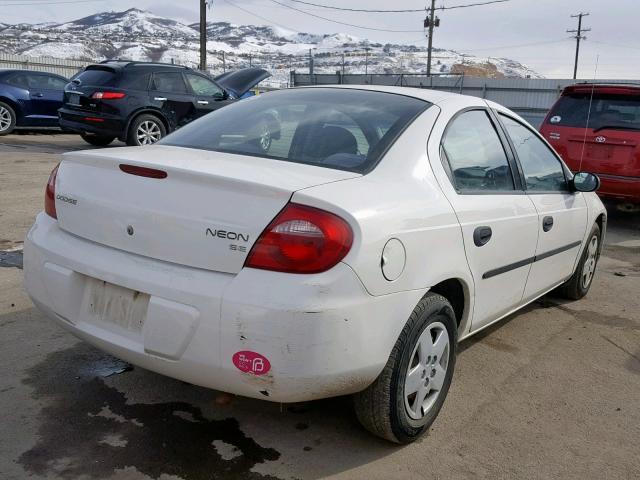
[592,125,640,133]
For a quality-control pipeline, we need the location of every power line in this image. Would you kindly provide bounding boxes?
[441,0,510,10]
[462,38,571,52]
[589,40,640,52]
[283,0,423,12]
[282,0,510,13]
[223,0,303,33]
[264,0,425,32]
[0,0,104,4]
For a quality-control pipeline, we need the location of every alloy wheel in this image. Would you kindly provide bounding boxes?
[258,122,271,152]
[0,106,12,132]
[404,321,450,420]
[136,120,162,145]
[581,235,598,289]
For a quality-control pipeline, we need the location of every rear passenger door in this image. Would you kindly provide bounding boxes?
[439,109,539,331]
[150,71,195,129]
[497,113,588,300]
[30,74,67,121]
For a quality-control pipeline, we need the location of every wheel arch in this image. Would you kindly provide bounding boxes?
[0,96,21,121]
[428,277,472,335]
[595,212,606,254]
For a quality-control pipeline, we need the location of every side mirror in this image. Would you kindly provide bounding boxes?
[571,172,600,192]
[213,90,227,100]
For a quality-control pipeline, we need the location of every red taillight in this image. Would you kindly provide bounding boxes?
[245,203,353,274]
[45,163,59,219]
[83,117,104,122]
[119,164,168,179]
[91,91,126,100]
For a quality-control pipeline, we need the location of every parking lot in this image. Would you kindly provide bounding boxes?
[1,133,639,479]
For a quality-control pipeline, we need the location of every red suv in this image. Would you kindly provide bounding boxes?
[540,84,640,208]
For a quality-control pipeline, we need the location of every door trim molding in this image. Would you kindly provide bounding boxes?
[482,240,582,279]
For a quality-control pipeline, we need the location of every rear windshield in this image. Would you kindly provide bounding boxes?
[547,93,640,132]
[71,67,118,87]
[160,88,430,173]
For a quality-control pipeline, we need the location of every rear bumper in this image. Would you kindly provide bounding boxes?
[24,213,423,402]
[58,108,125,138]
[597,173,640,203]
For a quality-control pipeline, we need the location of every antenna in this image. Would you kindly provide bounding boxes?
[578,55,599,172]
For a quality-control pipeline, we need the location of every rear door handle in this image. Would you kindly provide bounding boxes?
[542,216,554,232]
[473,226,493,247]
[197,100,209,105]
[154,97,167,101]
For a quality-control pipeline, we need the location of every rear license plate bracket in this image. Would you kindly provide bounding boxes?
[85,278,150,332]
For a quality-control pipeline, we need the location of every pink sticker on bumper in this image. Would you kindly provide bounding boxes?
[232,351,271,376]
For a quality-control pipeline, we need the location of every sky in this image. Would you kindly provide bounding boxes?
[2,0,639,79]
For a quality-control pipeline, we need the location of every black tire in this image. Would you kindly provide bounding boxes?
[80,133,115,147]
[0,101,17,136]
[354,292,457,444]
[126,114,166,146]
[559,223,601,300]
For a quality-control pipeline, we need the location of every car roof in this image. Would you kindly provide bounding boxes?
[0,69,65,77]
[95,60,190,71]
[298,84,476,106]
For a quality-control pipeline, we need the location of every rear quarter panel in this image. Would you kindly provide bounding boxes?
[0,84,28,123]
[292,104,474,321]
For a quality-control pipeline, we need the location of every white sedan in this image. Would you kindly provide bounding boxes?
[24,86,605,443]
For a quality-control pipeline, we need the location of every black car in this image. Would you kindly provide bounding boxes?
[0,69,67,135]
[58,61,270,146]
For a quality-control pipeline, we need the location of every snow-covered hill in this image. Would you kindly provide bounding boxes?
[0,8,542,86]
[55,9,197,38]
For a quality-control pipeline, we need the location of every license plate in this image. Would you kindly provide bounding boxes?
[86,278,149,332]
[588,144,613,160]
[68,93,81,106]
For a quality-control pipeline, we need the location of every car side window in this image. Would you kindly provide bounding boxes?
[4,73,29,88]
[43,76,67,90]
[151,72,188,94]
[441,110,515,192]
[499,114,568,192]
[26,74,51,90]
[185,73,223,97]
[120,72,150,90]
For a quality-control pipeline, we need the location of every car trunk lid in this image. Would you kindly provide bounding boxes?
[565,131,640,176]
[64,65,122,112]
[214,68,271,98]
[55,145,359,274]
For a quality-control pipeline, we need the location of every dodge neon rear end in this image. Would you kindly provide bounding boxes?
[540,84,640,205]
[24,88,431,404]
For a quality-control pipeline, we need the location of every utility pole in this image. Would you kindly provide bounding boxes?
[309,48,314,77]
[199,0,207,71]
[364,47,370,74]
[341,52,345,75]
[567,12,590,79]
[221,51,226,72]
[425,0,439,76]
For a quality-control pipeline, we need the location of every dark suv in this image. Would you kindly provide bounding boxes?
[59,61,270,146]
